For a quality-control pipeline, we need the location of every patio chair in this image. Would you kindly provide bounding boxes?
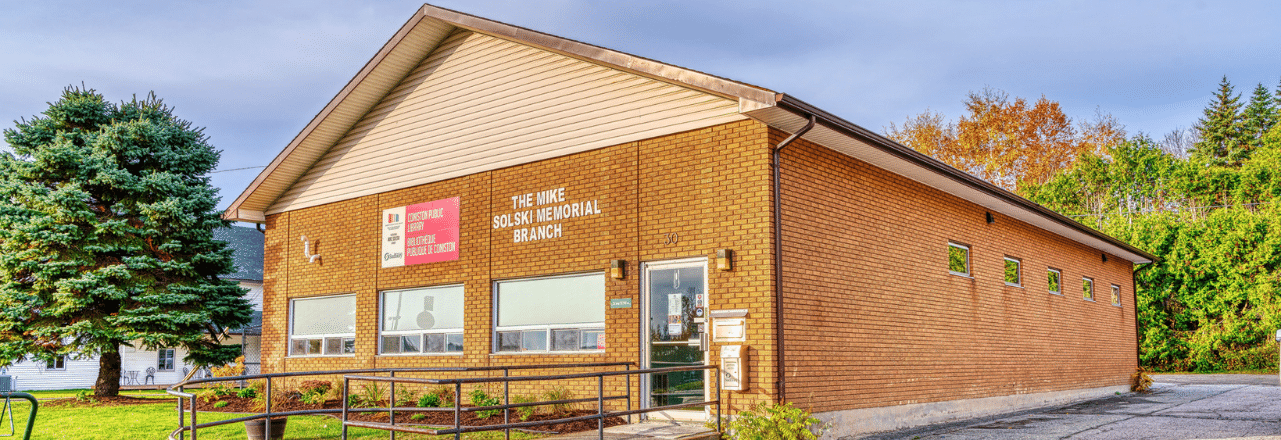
[144,367,155,385]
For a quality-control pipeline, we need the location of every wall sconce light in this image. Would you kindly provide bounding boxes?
[985,212,995,224]
[610,260,626,280]
[1102,253,1108,263]
[716,249,733,271]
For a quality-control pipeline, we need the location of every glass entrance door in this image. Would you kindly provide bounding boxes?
[642,259,708,419]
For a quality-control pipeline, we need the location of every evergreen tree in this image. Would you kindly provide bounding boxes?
[0,87,252,396]
[1191,76,1245,165]
[1241,82,1279,148]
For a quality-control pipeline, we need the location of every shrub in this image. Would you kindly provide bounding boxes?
[299,380,334,405]
[721,402,825,440]
[429,385,455,406]
[410,413,428,421]
[543,386,576,415]
[417,393,442,408]
[210,356,246,378]
[74,390,97,404]
[213,401,230,408]
[1131,369,1153,392]
[237,387,257,399]
[512,395,538,421]
[469,387,501,419]
[351,382,386,408]
[396,388,421,407]
[194,387,221,403]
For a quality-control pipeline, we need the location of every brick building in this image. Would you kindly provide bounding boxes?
[224,4,1154,436]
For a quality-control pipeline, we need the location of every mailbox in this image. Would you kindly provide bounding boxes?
[711,309,748,343]
[720,345,746,391]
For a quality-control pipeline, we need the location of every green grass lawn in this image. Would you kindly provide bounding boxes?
[18,389,169,400]
[0,400,544,440]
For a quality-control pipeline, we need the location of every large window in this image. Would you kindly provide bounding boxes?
[290,294,357,356]
[1047,268,1062,294]
[948,243,970,276]
[494,273,605,353]
[1003,257,1021,287]
[158,348,176,371]
[380,285,464,355]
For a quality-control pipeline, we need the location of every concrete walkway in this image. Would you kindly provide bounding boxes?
[855,374,1281,439]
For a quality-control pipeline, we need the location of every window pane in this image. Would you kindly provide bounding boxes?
[382,285,464,331]
[325,337,344,355]
[498,332,522,352]
[401,334,421,353]
[446,334,464,352]
[551,329,580,351]
[580,329,604,350]
[521,331,547,351]
[1083,279,1094,300]
[1112,285,1121,306]
[291,339,308,355]
[381,336,401,354]
[308,339,323,355]
[292,295,357,336]
[1048,270,1060,293]
[343,338,356,354]
[424,334,445,353]
[496,274,606,327]
[948,245,968,274]
[1004,259,1020,284]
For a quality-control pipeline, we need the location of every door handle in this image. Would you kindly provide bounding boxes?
[699,331,709,351]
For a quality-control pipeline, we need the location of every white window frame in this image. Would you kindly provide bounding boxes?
[1047,268,1062,295]
[948,242,971,277]
[1003,257,1022,287]
[1083,277,1095,302]
[492,272,606,354]
[1111,284,1122,307]
[289,293,357,358]
[157,348,176,371]
[45,356,66,370]
[378,284,465,356]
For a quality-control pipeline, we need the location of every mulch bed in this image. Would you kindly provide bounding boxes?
[44,396,175,408]
[179,397,626,434]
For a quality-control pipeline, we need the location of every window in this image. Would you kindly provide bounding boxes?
[380,285,464,355]
[1047,268,1062,294]
[948,243,970,276]
[494,273,605,353]
[1111,284,1122,307]
[290,294,357,356]
[1003,257,1021,286]
[158,349,176,371]
[45,356,65,370]
[1083,277,1095,301]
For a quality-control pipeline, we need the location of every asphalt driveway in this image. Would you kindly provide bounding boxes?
[856,374,1281,439]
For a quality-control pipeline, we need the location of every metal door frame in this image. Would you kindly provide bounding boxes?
[639,257,710,421]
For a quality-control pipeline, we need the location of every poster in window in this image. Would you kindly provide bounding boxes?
[381,197,460,267]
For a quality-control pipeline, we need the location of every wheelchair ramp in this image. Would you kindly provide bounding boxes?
[547,421,719,440]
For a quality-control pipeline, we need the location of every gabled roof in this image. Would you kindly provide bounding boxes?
[213,225,264,281]
[224,3,1154,264]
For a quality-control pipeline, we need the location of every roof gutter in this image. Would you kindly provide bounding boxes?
[771,113,816,403]
[771,94,1156,264]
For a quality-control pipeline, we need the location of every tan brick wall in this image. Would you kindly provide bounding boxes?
[774,130,1138,412]
[261,119,777,413]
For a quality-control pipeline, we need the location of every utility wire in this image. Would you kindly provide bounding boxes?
[210,166,265,174]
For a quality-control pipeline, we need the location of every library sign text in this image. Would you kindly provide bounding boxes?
[381,197,460,268]
[493,187,601,243]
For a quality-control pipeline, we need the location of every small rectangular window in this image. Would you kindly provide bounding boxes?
[1083,277,1095,301]
[157,348,176,371]
[948,243,970,276]
[494,273,605,353]
[290,294,357,356]
[46,356,66,370]
[1111,284,1122,307]
[1047,268,1061,294]
[379,284,465,355]
[1003,257,1021,287]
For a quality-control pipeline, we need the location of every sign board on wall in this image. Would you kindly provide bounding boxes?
[381,197,460,268]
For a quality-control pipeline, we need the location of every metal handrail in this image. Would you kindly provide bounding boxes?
[165,362,634,440]
[0,392,37,440]
[341,364,722,440]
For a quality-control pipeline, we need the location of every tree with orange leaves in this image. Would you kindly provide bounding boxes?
[887,88,1125,191]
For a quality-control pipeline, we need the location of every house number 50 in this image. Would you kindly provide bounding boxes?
[663,232,679,245]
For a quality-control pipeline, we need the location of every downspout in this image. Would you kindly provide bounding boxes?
[772,112,816,403]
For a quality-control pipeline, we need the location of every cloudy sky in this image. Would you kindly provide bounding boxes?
[3,1,1279,210]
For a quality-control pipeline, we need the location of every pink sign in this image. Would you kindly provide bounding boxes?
[381,197,460,267]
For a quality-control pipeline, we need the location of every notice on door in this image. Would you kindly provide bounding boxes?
[381,197,460,268]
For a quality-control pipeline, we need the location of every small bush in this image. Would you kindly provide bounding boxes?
[347,394,362,408]
[720,402,825,440]
[351,382,386,408]
[543,386,576,415]
[237,387,257,399]
[194,387,221,403]
[410,413,428,421]
[512,395,538,421]
[417,393,442,408]
[74,390,97,404]
[1131,369,1153,392]
[396,388,421,407]
[469,387,501,419]
[299,380,334,405]
[429,385,455,406]
[213,401,230,408]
